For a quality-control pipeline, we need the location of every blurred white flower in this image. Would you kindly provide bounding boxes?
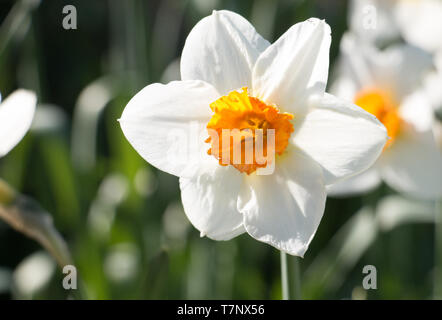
[422,52,442,118]
[0,89,36,157]
[351,0,442,158]
[104,243,140,284]
[394,0,442,53]
[349,0,442,52]
[119,11,387,256]
[162,201,190,248]
[424,73,442,114]
[329,34,442,199]
[348,0,399,46]
[31,103,67,133]
[12,251,55,299]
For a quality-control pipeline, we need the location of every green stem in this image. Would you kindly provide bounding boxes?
[292,256,302,300]
[280,251,289,300]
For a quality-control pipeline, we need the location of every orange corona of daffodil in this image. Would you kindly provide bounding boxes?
[354,89,401,149]
[206,88,294,174]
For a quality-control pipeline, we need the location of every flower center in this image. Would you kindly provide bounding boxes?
[354,89,401,149]
[206,88,294,174]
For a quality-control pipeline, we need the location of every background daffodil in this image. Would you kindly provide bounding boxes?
[328,34,442,199]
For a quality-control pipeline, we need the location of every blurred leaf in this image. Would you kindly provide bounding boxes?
[39,135,81,229]
[303,207,378,298]
[376,195,435,231]
[71,75,128,172]
[139,249,169,299]
[0,0,40,58]
[0,180,72,268]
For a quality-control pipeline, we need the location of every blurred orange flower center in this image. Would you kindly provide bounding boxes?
[206,88,294,174]
[354,89,401,149]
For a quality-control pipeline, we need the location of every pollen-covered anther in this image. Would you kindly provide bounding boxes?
[206,88,294,174]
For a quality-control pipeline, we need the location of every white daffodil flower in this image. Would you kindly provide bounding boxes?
[328,33,442,199]
[0,89,37,158]
[119,11,387,256]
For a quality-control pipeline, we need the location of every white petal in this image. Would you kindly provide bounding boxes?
[376,195,435,232]
[328,74,358,103]
[181,10,270,95]
[399,90,434,132]
[348,0,399,46]
[292,93,387,185]
[380,129,442,199]
[395,0,442,52]
[119,80,219,178]
[179,164,245,240]
[252,18,331,115]
[424,70,442,112]
[371,44,432,99]
[339,34,432,99]
[326,167,382,197]
[338,32,377,88]
[0,89,36,157]
[238,149,326,257]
